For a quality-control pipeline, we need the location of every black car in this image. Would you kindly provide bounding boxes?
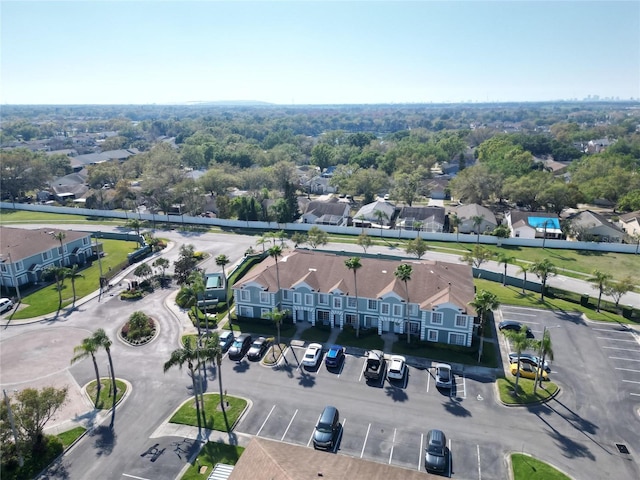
[325,345,345,369]
[313,406,340,450]
[425,429,448,473]
[498,320,535,339]
[247,337,269,361]
[228,333,252,360]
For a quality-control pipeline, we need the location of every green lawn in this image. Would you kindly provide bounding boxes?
[7,239,139,319]
[392,337,498,369]
[0,209,127,226]
[299,325,332,343]
[497,377,559,405]
[335,327,384,351]
[230,316,296,338]
[180,442,245,480]
[170,394,247,432]
[86,379,128,409]
[56,426,87,448]
[511,453,572,480]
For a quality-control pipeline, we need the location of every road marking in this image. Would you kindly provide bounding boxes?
[593,328,632,333]
[307,414,321,447]
[418,433,424,470]
[503,312,537,317]
[616,367,640,373]
[630,393,640,397]
[501,306,544,313]
[449,438,453,478]
[281,409,298,441]
[597,337,638,343]
[622,379,640,385]
[256,404,276,437]
[609,357,640,362]
[361,423,371,458]
[426,369,431,392]
[477,444,482,480]
[602,346,640,352]
[359,359,366,382]
[389,428,397,464]
[123,475,151,480]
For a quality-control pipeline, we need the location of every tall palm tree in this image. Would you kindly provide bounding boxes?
[344,257,362,338]
[92,329,117,415]
[534,328,554,394]
[531,258,557,301]
[589,269,612,313]
[164,336,203,431]
[516,264,530,294]
[268,245,283,310]
[502,325,537,396]
[264,308,288,353]
[126,218,143,246]
[71,336,101,405]
[450,213,461,242]
[497,254,514,286]
[201,334,229,430]
[215,254,230,303]
[53,231,67,266]
[469,290,500,362]
[471,215,484,244]
[66,264,84,308]
[374,210,389,236]
[394,263,413,344]
[45,265,67,311]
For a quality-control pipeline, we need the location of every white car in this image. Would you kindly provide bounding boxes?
[302,343,323,367]
[435,363,453,389]
[387,355,407,380]
[0,298,14,314]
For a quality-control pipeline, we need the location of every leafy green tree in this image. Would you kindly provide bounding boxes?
[9,387,68,448]
[291,232,307,248]
[0,148,52,201]
[449,164,501,204]
[589,270,613,313]
[450,213,461,241]
[306,226,328,248]
[345,257,362,338]
[44,265,67,311]
[126,218,143,244]
[71,337,102,405]
[460,245,493,269]
[393,172,424,206]
[531,258,557,301]
[173,244,199,285]
[310,143,335,172]
[469,290,500,362]
[126,311,153,340]
[374,210,389,236]
[153,257,170,279]
[491,224,511,238]
[502,325,538,396]
[357,232,372,253]
[604,276,634,309]
[405,236,429,258]
[133,263,152,283]
[517,264,530,294]
[394,264,413,344]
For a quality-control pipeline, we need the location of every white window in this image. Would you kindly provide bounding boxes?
[317,310,330,322]
[410,322,420,333]
[381,303,390,315]
[333,297,342,309]
[282,289,292,301]
[240,290,250,302]
[427,330,438,342]
[260,292,270,304]
[42,251,50,261]
[0,264,5,273]
[318,293,329,305]
[305,294,313,306]
[367,299,377,311]
[449,333,466,346]
[346,313,357,325]
[410,304,419,316]
[239,306,252,317]
[16,261,23,272]
[455,315,468,328]
[393,304,403,317]
[347,297,357,308]
[431,312,443,325]
[294,293,302,305]
[261,308,270,318]
[83,237,89,245]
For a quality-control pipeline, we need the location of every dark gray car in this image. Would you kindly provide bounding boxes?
[228,333,252,360]
[425,429,448,473]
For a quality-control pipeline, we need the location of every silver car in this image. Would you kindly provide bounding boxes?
[435,363,452,389]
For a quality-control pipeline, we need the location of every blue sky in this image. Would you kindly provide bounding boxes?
[1,1,639,104]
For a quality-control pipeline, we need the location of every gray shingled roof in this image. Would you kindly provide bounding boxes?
[0,227,91,262]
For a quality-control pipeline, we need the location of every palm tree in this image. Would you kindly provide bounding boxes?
[516,264,530,294]
[589,269,612,313]
[469,290,500,362]
[534,328,554,394]
[71,336,101,405]
[45,265,67,311]
[471,215,484,244]
[52,231,67,266]
[177,274,203,337]
[163,336,203,430]
[126,218,143,245]
[450,213,461,242]
[497,254,514,286]
[215,254,230,302]
[394,263,413,344]
[344,257,362,338]
[92,329,117,413]
[256,235,269,253]
[268,245,283,309]
[374,210,389,236]
[264,307,288,353]
[502,324,537,396]
[201,334,229,430]
[66,264,84,308]
[531,258,557,301]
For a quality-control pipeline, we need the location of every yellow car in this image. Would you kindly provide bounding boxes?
[510,362,548,381]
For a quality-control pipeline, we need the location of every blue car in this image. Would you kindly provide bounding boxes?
[325,345,345,369]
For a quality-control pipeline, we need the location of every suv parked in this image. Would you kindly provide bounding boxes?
[228,333,252,360]
[425,429,448,473]
[313,406,340,450]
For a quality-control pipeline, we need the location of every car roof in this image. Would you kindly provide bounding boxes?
[500,320,522,326]
[236,333,251,340]
[328,345,342,351]
[308,343,322,349]
[435,363,451,369]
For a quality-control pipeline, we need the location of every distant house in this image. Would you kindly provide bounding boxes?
[618,210,640,238]
[396,206,446,232]
[505,211,562,239]
[233,249,476,345]
[199,272,227,308]
[0,227,94,289]
[304,176,337,195]
[49,172,89,202]
[72,148,139,169]
[301,197,350,226]
[353,200,396,228]
[425,176,451,200]
[454,204,497,234]
[567,210,625,243]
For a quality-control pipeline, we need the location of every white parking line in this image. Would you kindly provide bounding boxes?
[602,346,640,352]
[123,475,150,480]
[630,393,640,397]
[307,413,322,447]
[281,409,298,441]
[477,444,482,480]
[426,369,431,392]
[609,357,640,362]
[593,328,632,333]
[597,337,638,343]
[256,404,276,437]
[622,379,640,385]
[503,311,537,317]
[359,359,366,382]
[418,433,424,470]
[502,306,544,313]
[616,367,640,373]
[361,423,371,458]
[448,438,452,478]
[388,428,397,464]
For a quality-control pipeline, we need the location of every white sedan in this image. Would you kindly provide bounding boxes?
[435,363,453,389]
[302,343,323,367]
[387,355,407,380]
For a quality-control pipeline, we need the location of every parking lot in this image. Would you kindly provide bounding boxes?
[228,344,503,478]
[591,324,640,398]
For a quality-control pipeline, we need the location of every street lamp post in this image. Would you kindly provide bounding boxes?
[94,233,104,299]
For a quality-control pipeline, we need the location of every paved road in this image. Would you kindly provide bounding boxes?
[1,225,639,480]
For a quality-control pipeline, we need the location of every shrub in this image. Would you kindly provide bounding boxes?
[120,290,143,300]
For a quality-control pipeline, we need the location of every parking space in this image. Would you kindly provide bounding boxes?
[592,325,640,397]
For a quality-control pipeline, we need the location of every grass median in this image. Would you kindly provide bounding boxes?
[497,376,558,405]
[511,453,572,480]
[170,393,247,432]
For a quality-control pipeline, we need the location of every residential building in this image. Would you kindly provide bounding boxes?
[353,200,396,228]
[567,210,625,243]
[233,249,476,346]
[453,204,497,234]
[504,211,562,239]
[0,227,94,290]
[619,210,640,238]
[301,197,350,226]
[396,206,446,232]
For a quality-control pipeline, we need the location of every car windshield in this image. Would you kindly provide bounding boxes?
[251,342,261,348]
[438,369,450,380]
[305,352,315,359]
[233,340,243,347]
[316,423,332,433]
